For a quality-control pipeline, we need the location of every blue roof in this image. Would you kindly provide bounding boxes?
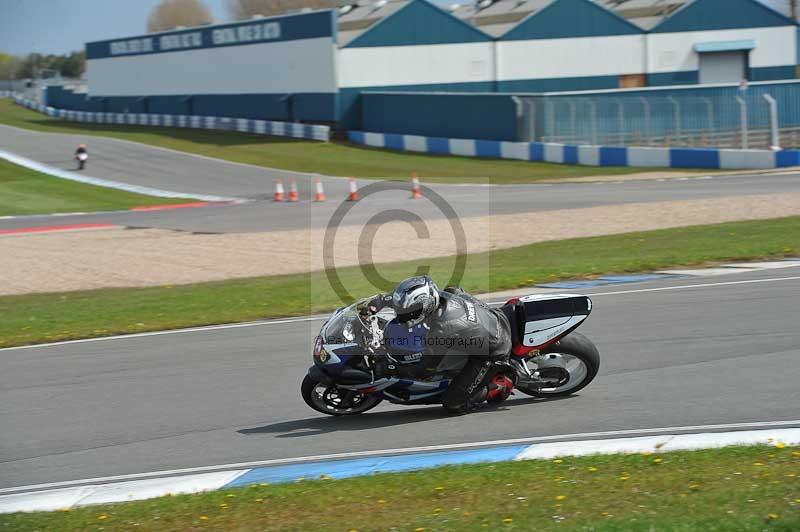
[501,0,643,41]
[343,0,493,48]
[651,0,795,33]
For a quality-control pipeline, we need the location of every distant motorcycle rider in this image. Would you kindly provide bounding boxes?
[75,144,88,170]
[362,276,513,414]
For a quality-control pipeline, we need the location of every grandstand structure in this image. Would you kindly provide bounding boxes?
[43,0,798,137]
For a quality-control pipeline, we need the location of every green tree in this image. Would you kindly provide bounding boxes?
[147,0,213,32]
[0,53,21,79]
[60,51,85,78]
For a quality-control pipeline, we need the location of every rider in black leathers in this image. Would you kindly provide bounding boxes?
[363,276,513,414]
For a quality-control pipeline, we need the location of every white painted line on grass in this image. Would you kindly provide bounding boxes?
[515,428,800,460]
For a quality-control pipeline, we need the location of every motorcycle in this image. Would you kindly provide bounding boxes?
[76,152,88,170]
[301,293,600,416]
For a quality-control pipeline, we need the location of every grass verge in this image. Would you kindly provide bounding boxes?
[0,99,662,184]
[1,216,798,348]
[0,158,185,216]
[4,445,799,531]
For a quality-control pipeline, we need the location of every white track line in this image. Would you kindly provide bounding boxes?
[0,315,329,352]
[0,122,344,181]
[2,419,797,495]
[0,149,237,202]
[2,275,798,353]
[589,275,800,297]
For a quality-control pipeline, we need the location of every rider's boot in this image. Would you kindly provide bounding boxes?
[442,359,493,415]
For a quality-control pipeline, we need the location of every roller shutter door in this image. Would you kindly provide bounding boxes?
[699,51,747,84]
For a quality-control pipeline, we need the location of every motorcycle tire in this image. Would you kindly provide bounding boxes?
[301,374,383,416]
[516,332,600,398]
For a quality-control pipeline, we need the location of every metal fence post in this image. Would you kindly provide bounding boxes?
[614,98,625,146]
[701,97,714,146]
[735,95,748,149]
[639,96,651,146]
[587,99,598,145]
[667,96,681,146]
[565,98,576,144]
[545,99,555,142]
[527,98,537,142]
[763,94,780,150]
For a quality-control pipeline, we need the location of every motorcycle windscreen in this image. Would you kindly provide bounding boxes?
[518,294,591,348]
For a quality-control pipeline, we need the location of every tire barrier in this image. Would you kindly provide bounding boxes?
[6,94,331,142]
[349,131,800,170]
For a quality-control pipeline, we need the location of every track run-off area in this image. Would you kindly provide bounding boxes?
[2,267,799,489]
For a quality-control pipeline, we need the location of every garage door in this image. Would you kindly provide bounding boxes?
[699,51,747,84]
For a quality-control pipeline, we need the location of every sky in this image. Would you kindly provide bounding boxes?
[0,0,463,57]
[1,0,254,56]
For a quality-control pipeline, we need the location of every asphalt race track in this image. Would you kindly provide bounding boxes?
[3,124,800,234]
[2,267,799,489]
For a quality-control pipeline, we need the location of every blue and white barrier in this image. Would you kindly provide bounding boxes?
[350,131,800,170]
[1,424,797,513]
[7,95,330,142]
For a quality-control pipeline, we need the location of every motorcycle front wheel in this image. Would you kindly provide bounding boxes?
[301,375,383,416]
[515,332,600,398]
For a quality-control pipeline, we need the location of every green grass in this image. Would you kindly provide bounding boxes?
[1,216,798,348]
[0,158,186,216]
[0,99,663,184]
[4,445,799,531]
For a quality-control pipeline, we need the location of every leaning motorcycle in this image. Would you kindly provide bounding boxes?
[301,293,600,415]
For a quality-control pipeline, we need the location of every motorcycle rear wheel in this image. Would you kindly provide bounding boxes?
[516,332,600,398]
[301,375,383,416]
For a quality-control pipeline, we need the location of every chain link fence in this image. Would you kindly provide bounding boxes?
[520,81,800,150]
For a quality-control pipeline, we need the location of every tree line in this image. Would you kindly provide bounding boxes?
[0,51,85,80]
[147,0,343,32]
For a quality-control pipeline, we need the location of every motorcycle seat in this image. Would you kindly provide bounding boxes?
[502,294,592,350]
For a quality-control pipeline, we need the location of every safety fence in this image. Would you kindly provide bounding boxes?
[349,130,800,170]
[6,94,331,142]
[524,81,800,150]
[358,81,800,150]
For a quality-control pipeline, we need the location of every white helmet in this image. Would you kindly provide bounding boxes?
[391,276,440,327]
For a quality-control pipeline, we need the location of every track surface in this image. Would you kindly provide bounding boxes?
[3,124,800,233]
[2,267,798,489]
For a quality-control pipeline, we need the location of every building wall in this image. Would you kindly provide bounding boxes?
[647,26,797,86]
[87,38,336,96]
[336,0,494,127]
[361,91,514,141]
[51,0,798,131]
[84,11,338,122]
[497,34,646,91]
[338,42,494,89]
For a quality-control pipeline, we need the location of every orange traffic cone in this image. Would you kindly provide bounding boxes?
[347,177,359,201]
[410,173,422,199]
[314,178,326,202]
[288,177,299,202]
[273,179,285,202]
